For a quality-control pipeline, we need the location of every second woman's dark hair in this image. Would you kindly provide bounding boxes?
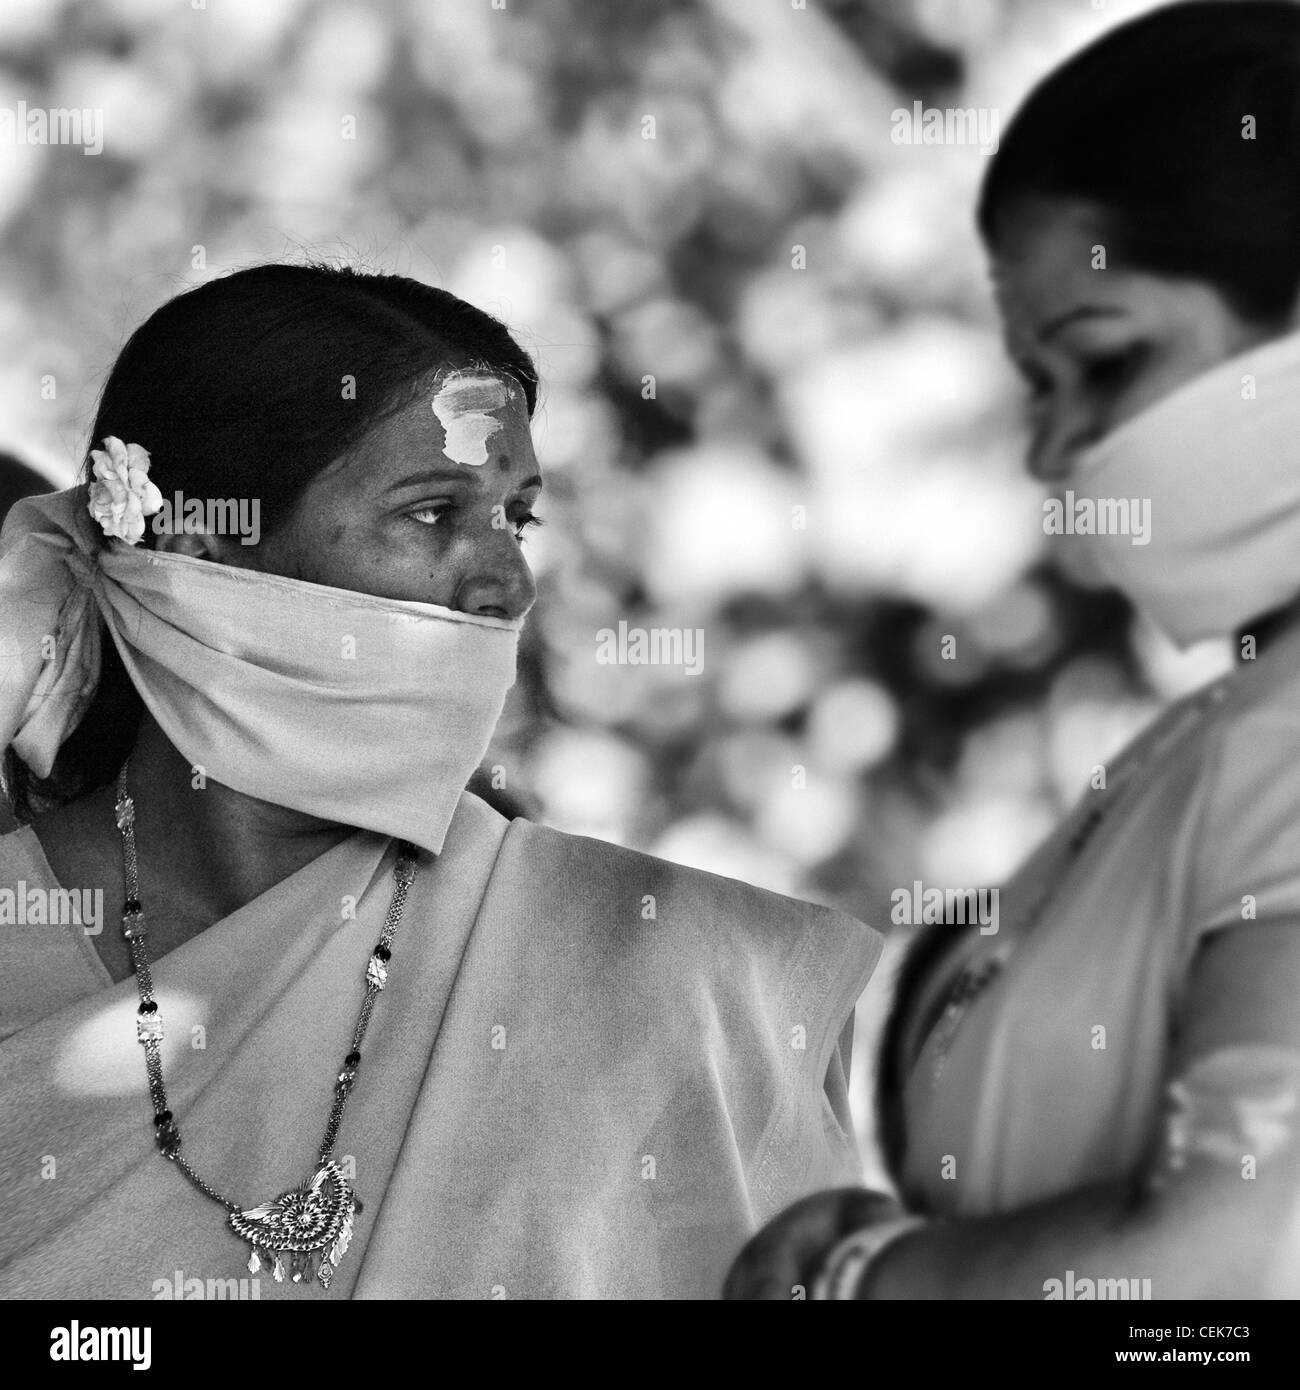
[2,262,538,823]
[978,0,1300,323]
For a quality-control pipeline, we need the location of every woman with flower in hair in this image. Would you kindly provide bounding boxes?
[0,263,880,1299]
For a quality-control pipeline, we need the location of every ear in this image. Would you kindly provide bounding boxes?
[152,526,236,563]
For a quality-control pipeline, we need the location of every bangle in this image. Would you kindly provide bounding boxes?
[809,1216,928,1300]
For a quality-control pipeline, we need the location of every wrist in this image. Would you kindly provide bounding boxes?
[810,1214,929,1300]
[855,1217,929,1298]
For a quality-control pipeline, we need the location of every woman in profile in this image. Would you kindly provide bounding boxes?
[727,0,1300,1299]
[0,263,881,1298]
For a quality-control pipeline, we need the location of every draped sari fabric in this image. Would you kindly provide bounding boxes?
[0,792,881,1299]
[895,621,1300,1222]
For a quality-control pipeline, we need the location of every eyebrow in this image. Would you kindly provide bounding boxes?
[1037,306,1128,343]
[384,469,543,495]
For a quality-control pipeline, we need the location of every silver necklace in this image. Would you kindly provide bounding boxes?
[112,760,418,1289]
[928,675,1231,1087]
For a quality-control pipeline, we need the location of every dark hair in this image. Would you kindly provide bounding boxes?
[0,453,53,516]
[2,263,537,823]
[978,0,1300,322]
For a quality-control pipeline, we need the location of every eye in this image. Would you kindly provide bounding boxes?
[513,512,544,541]
[1081,345,1145,389]
[408,503,454,526]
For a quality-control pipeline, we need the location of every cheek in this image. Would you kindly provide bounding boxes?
[285,511,396,589]
[1110,349,1204,430]
[326,515,465,603]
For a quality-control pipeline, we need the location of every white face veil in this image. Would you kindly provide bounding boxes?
[1070,329,1300,649]
[0,487,521,854]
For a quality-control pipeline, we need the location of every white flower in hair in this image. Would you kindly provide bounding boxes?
[87,436,163,545]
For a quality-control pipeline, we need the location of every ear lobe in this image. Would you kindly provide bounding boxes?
[153,527,229,562]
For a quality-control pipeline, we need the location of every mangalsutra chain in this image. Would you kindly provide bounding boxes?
[112,760,417,1284]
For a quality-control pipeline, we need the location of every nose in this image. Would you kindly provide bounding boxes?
[453,537,537,622]
[1027,405,1100,483]
[1027,434,1072,483]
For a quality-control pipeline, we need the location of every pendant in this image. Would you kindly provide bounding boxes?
[229,1160,356,1289]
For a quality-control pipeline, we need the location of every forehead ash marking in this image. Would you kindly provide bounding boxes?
[430,374,512,468]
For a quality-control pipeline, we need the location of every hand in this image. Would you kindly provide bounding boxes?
[722,1186,906,1300]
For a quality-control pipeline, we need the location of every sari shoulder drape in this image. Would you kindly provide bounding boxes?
[0,793,881,1298]
[898,627,1300,1217]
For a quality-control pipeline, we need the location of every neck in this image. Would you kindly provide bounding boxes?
[123,713,356,922]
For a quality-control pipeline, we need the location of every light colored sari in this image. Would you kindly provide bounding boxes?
[896,621,1300,1220]
[0,791,880,1299]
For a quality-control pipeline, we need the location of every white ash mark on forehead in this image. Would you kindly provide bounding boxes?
[431,374,511,467]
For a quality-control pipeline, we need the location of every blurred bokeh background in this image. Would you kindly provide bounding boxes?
[0,0,1238,1182]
